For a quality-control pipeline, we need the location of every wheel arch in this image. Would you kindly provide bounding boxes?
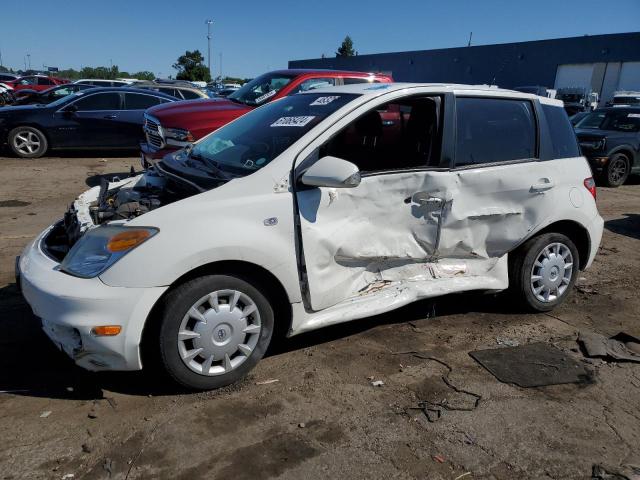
[608,146,635,166]
[140,260,293,367]
[529,220,591,270]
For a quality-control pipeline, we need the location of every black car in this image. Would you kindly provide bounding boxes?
[13,83,95,106]
[0,87,176,158]
[575,107,640,187]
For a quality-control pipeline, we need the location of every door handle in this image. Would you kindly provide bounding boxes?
[410,192,444,206]
[530,178,554,193]
[103,114,117,120]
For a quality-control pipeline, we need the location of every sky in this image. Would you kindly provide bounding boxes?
[1,0,639,79]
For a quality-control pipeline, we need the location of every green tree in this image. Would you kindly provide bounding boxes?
[131,71,156,81]
[172,50,211,82]
[336,36,357,57]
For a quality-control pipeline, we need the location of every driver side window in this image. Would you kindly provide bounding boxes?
[319,96,443,172]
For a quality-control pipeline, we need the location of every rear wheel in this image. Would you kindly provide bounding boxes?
[8,126,48,158]
[602,152,630,188]
[510,233,579,312]
[157,274,274,390]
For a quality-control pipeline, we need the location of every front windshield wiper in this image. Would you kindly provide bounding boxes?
[189,151,231,180]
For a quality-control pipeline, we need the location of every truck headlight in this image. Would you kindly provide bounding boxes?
[60,226,158,278]
[164,127,194,146]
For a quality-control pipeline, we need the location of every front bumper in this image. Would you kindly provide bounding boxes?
[584,155,610,174]
[18,226,168,372]
[140,142,178,169]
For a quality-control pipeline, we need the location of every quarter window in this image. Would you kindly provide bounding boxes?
[73,93,121,110]
[124,93,162,109]
[541,104,580,158]
[455,98,536,167]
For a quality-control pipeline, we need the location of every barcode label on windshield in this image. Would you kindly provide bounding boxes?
[628,113,640,118]
[270,116,316,127]
[255,90,277,103]
[310,96,340,106]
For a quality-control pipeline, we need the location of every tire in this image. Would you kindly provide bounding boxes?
[509,233,579,312]
[8,126,48,159]
[602,152,630,188]
[157,274,274,390]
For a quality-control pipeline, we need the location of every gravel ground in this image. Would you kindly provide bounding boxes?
[0,154,639,480]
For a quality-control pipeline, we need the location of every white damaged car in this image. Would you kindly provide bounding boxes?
[17,83,604,390]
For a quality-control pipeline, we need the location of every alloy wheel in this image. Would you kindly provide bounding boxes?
[13,131,41,155]
[609,156,628,185]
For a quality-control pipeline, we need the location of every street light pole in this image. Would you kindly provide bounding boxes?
[27,53,31,70]
[205,19,213,80]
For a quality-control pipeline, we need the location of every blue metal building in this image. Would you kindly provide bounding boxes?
[289,32,640,103]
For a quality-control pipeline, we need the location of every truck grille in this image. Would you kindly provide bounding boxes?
[144,115,164,150]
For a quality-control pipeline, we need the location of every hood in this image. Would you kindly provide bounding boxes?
[147,98,251,117]
[145,98,253,135]
[0,104,50,115]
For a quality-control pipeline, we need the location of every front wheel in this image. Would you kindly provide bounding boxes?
[602,152,630,188]
[510,233,579,312]
[157,274,274,390]
[8,126,48,158]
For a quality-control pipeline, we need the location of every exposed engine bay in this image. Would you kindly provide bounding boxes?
[42,155,226,261]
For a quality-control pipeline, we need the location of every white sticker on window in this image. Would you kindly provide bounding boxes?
[628,113,640,118]
[310,96,340,106]
[270,116,316,127]
[255,89,277,103]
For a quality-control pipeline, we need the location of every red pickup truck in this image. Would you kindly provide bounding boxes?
[140,69,393,166]
[5,75,69,92]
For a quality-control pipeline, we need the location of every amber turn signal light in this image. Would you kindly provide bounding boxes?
[91,325,122,336]
[106,230,151,252]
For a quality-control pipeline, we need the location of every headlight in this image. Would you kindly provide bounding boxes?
[164,127,194,146]
[60,226,158,278]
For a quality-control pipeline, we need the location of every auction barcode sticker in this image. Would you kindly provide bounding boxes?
[255,90,277,103]
[270,116,316,127]
[628,113,640,118]
[310,96,340,106]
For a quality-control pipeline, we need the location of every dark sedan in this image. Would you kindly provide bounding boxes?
[13,83,95,106]
[575,107,640,187]
[0,87,176,158]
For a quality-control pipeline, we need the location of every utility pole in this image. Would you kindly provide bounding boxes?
[27,53,31,70]
[205,19,213,79]
[467,32,473,47]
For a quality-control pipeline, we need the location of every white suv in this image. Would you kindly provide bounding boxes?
[18,83,603,390]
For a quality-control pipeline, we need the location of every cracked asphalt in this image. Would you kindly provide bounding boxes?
[0,154,639,479]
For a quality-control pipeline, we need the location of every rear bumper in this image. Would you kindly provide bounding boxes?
[19,227,168,371]
[584,214,604,269]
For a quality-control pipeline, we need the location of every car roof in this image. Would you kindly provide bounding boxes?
[297,82,564,106]
[269,68,389,77]
[77,86,178,100]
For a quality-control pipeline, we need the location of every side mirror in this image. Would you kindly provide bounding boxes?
[64,104,78,114]
[300,155,361,188]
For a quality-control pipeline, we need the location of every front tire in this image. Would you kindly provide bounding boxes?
[602,152,630,188]
[510,233,579,312]
[8,126,48,158]
[157,274,274,390]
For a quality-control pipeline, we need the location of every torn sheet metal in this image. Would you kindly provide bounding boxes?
[579,331,640,363]
[296,161,554,312]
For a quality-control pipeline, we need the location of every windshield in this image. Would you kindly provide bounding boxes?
[558,93,583,103]
[228,72,297,106]
[576,110,640,132]
[189,92,358,178]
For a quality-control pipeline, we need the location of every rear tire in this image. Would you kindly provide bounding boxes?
[509,233,579,312]
[157,274,274,390]
[602,152,630,188]
[8,126,48,159]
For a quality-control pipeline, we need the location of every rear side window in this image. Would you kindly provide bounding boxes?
[542,104,580,158]
[455,98,536,167]
[180,89,202,100]
[124,93,162,109]
[74,92,121,110]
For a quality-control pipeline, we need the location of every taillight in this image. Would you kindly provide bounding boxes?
[584,177,596,200]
